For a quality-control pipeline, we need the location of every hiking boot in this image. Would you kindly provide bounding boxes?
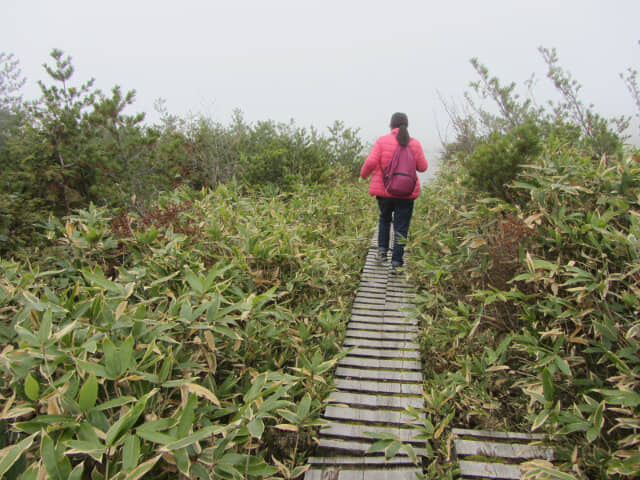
[377,250,387,262]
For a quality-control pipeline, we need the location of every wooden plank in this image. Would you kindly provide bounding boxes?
[350,314,416,325]
[452,428,546,441]
[352,302,388,311]
[344,347,420,359]
[348,322,418,333]
[328,391,423,410]
[346,329,414,341]
[320,422,423,443]
[324,406,423,425]
[338,356,422,371]
[356,293,414,304]
[386,302,413,310]
[343,338,420,350]
[360,469,421,480]
[336,367,423,382]
[308,455,414,466]
[350,310,408,320]
[334,379,422,395]
[458,460,522,479]
[305,468,422,480]
[316,438,428,457]
[354,295,386,305]
[454,439,554,460]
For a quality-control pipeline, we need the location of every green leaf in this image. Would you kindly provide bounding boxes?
[586,425,600,443]
[175,448,190,476]
[78,374,98,410]
[553,355,572,377]
[65,440,105,463]
[296,393,311,421]
[135,430,176,445]
[24,374,40,401]
[0,433,36,477]
[38,309,53,344]
[122,434,140,472]
[93,396,137,411]
[177,394,197,438]
[542,367,554,403]
[532,408,551,431]
[41,433,72,480]
[404,443,418,464]
[161,425,222,451]
[247,418,264,439]
[122,455,161,480]
[385,440,402,459]
[105,390,157,447]
[69,462,85,480]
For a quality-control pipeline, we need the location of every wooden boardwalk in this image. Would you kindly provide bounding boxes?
[304,235,555,479]
[304,240,425,480]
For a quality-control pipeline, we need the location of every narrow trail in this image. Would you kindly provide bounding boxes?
[304,234,424,479]
[303,232,556,480]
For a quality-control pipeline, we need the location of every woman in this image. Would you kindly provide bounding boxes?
[360,112,428,272]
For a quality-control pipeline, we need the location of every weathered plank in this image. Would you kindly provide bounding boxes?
[454,439,554,460]
[316,437,428,456]
[350,314,416,325]
[338,356,422,371]
[345,329,414,341]
[334,378,422,395]
[327,391,422,410]
[343,338,420,350]
[348,322,418,333]
[344,347,420,359]
[305,467,422,480]
[336,367,423,382]
[320,422,423,443]
[452,428,546,441]
[353,295,386,305]
[352,302,388,311]
[458,460,522,479]
[308,455,414,466]
[324,406,423,425]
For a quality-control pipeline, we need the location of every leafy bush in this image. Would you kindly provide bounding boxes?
[0,182,375,479]
[462,121,542,200]
[408,139,640,478]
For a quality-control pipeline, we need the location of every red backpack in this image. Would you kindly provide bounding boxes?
[382,142,417,197]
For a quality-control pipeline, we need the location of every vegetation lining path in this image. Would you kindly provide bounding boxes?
[304,235,424,480]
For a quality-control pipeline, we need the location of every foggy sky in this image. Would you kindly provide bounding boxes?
[3,0,639,164]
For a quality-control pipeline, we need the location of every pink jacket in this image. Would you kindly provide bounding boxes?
[360,129,428,199]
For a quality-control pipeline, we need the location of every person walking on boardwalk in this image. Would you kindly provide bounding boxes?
[360,112,428,273]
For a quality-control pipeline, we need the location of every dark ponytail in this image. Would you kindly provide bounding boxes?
[390,112,410,146]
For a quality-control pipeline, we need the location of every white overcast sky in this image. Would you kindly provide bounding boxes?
[2,0,640,160]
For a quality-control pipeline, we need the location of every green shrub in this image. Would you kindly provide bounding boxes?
[462,121,542,200]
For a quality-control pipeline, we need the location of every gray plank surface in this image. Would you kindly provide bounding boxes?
[345,347,420,359]
[350,314,417,325]
[334,378,422,395]
[343,338,420,350]
[327,391,423,410]
[458,460,522,479]
[345,329,414,341]
[338,357,422,371]
[336,366,423,382]
[316,437,428,456]
[454,439,554,460]
[305,468,422,480]
[308,456,414,466]
[320,422,423,443]
[348,322,418,333]
[452,428,546,441]
[324,406,423,425]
